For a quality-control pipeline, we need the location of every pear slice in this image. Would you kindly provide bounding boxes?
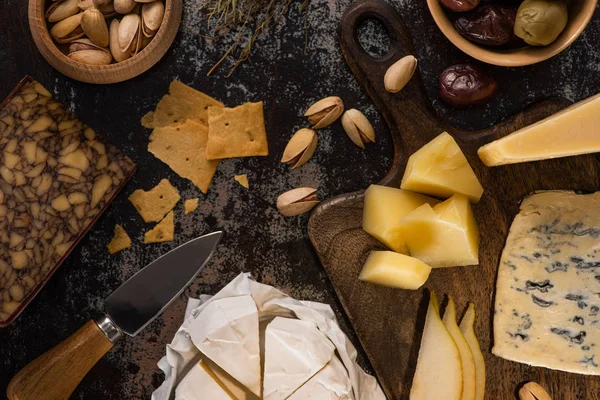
[410,292,463,400]
[459,303,486,400]
[443,296,476,400]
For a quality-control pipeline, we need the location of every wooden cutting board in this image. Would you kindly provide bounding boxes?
[307,1,600,399]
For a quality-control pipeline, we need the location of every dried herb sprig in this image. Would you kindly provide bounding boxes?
[201,0,310,77]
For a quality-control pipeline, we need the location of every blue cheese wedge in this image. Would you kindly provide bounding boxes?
[493,191,600,374]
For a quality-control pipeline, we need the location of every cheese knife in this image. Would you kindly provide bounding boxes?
[7,231,223,400]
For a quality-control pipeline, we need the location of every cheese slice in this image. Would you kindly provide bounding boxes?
[189,295,262,396]
[287,356,353,399]
[202,354,260,400]
[478,93,600,166]
[175,360,233,400]
[263,317,336,400]
[493,191,600,375]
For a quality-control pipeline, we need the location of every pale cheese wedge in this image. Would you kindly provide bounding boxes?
[202,354,260,400]
[359,251,432,290]
[175,360,233,400]
[189,295,261,397]
[478,93,600,166]
[263,317,336,400]
[363,185,439,253]
[287,356,353,399]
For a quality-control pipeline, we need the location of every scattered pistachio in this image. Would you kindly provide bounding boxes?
[277,187,319,216]
[518,382,552,400]
[384,55,417,93]
[81,7,109,47]
[281,128,318,169]
[304,96,344,129]
[341,109,375,148]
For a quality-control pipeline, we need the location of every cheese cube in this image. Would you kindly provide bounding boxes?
[400,132,483,203]
[362,185,439,253]
[359,251,432,290]
[398,194,479,268]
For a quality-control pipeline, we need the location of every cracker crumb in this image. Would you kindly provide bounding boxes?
[107,224,132,254]
[184,198,199,215]
[144,211,175,243]
[234,174,249,189]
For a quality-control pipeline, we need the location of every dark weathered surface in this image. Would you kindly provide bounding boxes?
[1,0,599,398]
[309,2,600,399]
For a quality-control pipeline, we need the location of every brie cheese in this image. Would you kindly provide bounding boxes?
[174,360,232,400]
[263,317,336,400]
[288,356,353,400]
[189,295,262,396]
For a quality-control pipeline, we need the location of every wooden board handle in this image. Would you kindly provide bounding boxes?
[7,320,114,400]
[339,0,455,185]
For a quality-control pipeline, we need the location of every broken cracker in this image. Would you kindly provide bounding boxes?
[234,174,249,189]
[129,179,180,223]
[107,224,132,254]
[141,81,224,128]
[144,211,174,243]
[184,198,199,215]
[205,102,269,160]
[148,120,219,194]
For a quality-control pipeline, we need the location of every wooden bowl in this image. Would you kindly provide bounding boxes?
[28,0,182,84]
[426,0,597,66]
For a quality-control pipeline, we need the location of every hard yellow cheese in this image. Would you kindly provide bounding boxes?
[478,93,600,166]
[363,185,439,253]
[401,132,483,203]
[359,251,432,290]
[399,194,479,268]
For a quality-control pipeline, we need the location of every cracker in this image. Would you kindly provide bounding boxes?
[148,120,219,194]
[107,224,132,254]
[205,102,269,160]
[184,198,199,215]
[144,211,174,243]
[234,174,249,189]
[141,81,224,129]
[129,179,180,223]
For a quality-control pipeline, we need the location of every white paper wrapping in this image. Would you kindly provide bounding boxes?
[151,273,386,400]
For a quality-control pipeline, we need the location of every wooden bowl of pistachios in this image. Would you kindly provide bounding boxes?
[28,0,182,84]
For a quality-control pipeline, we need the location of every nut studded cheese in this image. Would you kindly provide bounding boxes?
[493,191,600,374]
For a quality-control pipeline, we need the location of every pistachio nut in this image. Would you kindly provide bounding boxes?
[134,0,157,3]
[68,39,113,65]
[109,19,131,62]
[81,8,109,47]
[518,382,552,400]
[49,13,84,43]
[384,55,417,93]
[277,187,319,217]
[118,13,141,54]
[114,0,136,14]
[78,0,116,17]
[77,0,94,10]
[92,0,112,6]
[141,1,165,37]
[46,0,80,23]
[341,109,375,148]
[304,96,344,129]
[281,128,317,169]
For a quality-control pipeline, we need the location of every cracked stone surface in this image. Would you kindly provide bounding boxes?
[1,0,599,397]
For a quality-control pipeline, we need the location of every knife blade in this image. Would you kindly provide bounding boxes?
[7,231,222,400]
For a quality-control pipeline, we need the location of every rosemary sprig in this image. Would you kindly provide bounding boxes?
[201,0,310,77]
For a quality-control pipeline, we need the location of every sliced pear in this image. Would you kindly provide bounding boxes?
[443,296,476,400]
[400,132,483,203]
[359,251,432,290]
[362,185,439,253]
[410,292,463,400]
[459,303,486,400]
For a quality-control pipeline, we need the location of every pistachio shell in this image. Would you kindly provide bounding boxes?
[141,1,164,37]
[277,187,319,217]
[118,13,140,53]
[109,19,131,62]
[114,0,136,14]
[134,0,157,3]
[77,0,93,9]
[69,38,105,52]
[68,49,112,65]
[46,0,80,23]
[92,0,112,6]
[384,55,417,93]
[304,96,344,129]
[281,128,317,169]
[49,13,84,43]
[341,109,375,149]
[81,8,109,47]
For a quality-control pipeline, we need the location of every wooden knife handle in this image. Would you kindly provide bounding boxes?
[7,320,114,400]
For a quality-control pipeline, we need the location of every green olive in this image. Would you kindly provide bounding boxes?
[514,0,568,46]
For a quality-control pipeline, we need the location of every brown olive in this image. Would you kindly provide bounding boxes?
[439,0,480,12]
[439,64,497,108]
[454,5,518,46]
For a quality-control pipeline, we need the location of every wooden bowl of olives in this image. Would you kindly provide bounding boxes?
[427,0,597,66]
